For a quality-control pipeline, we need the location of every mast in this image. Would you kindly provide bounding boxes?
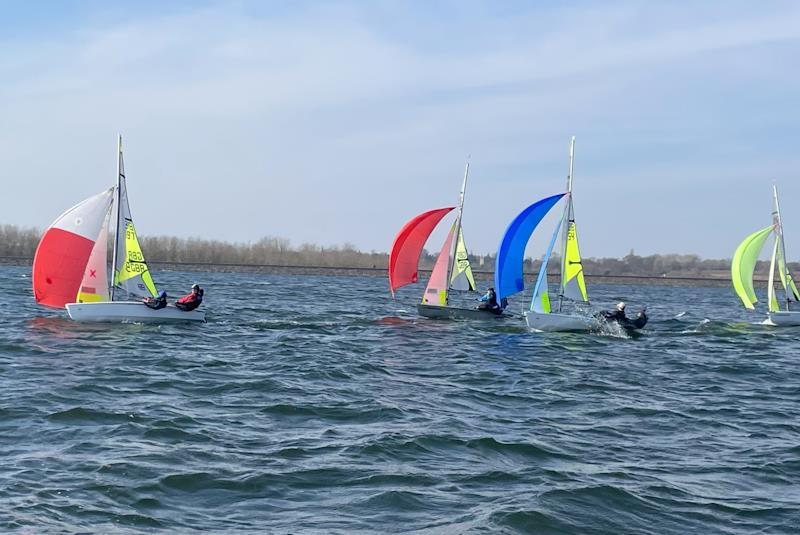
[557,136,576,313]
[773,183,791,310]
[445,160,470,301]
[110,135,123,301]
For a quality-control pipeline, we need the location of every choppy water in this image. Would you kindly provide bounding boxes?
[0,265,798,533]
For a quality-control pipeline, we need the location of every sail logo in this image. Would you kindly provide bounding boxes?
[127,250,145,262]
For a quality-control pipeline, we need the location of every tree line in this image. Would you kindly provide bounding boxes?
[1,224,796,277]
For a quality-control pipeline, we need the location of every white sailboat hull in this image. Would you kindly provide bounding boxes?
[524,311,599,332]
[767,311,800,326]
[66,301,206,323]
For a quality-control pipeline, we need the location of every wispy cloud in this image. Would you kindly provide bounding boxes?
[1,1,799,257]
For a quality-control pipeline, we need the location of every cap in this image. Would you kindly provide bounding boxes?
[616,302,626,311]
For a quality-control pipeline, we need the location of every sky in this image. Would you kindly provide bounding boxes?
[1,0,799,258]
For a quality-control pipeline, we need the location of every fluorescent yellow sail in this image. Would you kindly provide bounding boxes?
[768,238,780,313]
[777,250,800,302]
[731,225,773,309]
[561,221,588,302]
[788,277,800,301]
[450,228,476,292]
[115,221,157,297]
[540,285,551,313]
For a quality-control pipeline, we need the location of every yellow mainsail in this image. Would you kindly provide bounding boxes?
[450,228,476,292]
[114,220,157,298]
[560,220,589,302]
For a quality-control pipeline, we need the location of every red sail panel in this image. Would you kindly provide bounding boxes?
[32,188,114,309]
[32,228,95,308]
[389,207,455,295]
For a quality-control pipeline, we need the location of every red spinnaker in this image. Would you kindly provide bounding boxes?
[388,207,455,295]
[32,188,114,309]
[33,229,95,308]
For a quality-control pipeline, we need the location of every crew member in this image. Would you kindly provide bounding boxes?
[176,284,204,311]
[477,287,499,312]
[143,290,167,310]
[603,302,628,322]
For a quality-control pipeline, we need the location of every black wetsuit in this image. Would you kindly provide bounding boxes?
[144,294,167,310]
[600,308,648,330]
[478,290,498,311]
[602,309,627,322]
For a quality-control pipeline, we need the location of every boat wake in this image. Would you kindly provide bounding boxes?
[594,320,631,339]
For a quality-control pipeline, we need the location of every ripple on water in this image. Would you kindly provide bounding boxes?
[0,268,798,533]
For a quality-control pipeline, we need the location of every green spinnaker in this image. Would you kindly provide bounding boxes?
[731,225,774,309]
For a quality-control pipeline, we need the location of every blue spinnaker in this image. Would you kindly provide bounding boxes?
[494,193,566,300]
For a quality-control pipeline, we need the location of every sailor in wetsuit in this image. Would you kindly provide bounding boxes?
[603,302,628,322]
[477,287,500,312]
[599,302,648,329]
[176,284,204,311]
[143,290,168,310]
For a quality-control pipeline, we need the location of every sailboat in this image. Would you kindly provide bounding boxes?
[32,136,206,322]
[732,184,800,326]
[389,163,489,319]
[495,137,632,332]
[523,137,598,331]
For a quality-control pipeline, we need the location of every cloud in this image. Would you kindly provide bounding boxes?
[1,1,799,258]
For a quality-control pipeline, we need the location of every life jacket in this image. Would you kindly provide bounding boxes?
[176,293,199,305]
[176,290,203,311]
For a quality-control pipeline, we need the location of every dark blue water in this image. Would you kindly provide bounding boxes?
[1,265,797,533]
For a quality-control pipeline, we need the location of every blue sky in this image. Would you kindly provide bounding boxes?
[1,1,799,258]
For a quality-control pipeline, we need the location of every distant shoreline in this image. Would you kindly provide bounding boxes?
[0,256,740,287]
